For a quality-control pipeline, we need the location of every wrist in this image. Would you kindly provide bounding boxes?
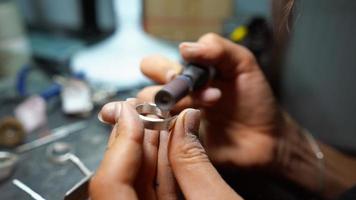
[275,112,325,195]
[275,112,353,199]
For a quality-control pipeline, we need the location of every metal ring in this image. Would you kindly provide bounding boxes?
[136,103,176,130]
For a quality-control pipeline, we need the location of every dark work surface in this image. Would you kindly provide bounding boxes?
[0,88,135,200]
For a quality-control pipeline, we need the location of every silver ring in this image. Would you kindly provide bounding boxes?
[136,103,176,130]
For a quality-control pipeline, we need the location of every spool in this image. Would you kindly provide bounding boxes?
[0,117,25,147]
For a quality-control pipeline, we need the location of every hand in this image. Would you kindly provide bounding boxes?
[92,99,243,200]
[96,34,356,199]
[137,33,283,169]
[90,99,178,200]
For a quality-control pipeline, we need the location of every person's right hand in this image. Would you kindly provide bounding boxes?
[137,33,284,169]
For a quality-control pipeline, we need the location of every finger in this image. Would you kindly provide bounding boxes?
[156,130,178,200]
[135,128,160,200]
[90,101,144,200]
[125,97,144,107]
[98,98,143,125]
[107,123,118,148]
[140,54,183,84]
[126,97,160,199]
[137,85,222,112]
[168,109,242,200]
[179,33,258,79]
[98,101,121,124]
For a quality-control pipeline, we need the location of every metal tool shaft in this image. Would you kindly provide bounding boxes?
[13,179,46,200]
[15,121,87,153]
[155,63,212,111]
[67,154,92,177]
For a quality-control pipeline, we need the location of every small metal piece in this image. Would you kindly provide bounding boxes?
[64,175,91,200]
[12,179,46,200]
[46,142,92,200]
[47,142,92,177]
[0,117,25,147]
[15,121,87,153]
[135,103,176,130]
[0,151,18,181]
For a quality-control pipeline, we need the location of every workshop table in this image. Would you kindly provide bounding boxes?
[0,83,137,200]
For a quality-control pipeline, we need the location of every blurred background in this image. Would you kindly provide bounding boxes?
[0,0,355,199]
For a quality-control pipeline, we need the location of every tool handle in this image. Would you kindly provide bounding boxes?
[154,63,212,111]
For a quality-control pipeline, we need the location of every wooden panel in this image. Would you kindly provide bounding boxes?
[143,0,233,41]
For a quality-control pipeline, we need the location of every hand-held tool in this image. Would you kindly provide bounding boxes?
[154,63,214,111]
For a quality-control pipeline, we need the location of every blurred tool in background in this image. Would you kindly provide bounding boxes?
[16,0,116,74]
[0,117,25,147]
[0,0,30,79]
[0,120,86,186]
[13,64,91,134]
[71,0,179,90]
[12,179,46,200]
[0,151,18,181]
[225,16,278,94]
[229,17,273,70]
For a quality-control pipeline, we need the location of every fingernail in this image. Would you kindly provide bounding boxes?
[183,109,201,134]
[201,88,222,103]
[99,102,122,123]
[97,112,108,124]
[179,42,204,54]
[102,103,116,120]
[113,103,122,122]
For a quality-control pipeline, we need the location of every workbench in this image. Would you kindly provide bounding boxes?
[0,76,137,199]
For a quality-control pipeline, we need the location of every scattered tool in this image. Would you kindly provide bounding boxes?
[0,151,18,181]
[64,175,91,200]
[15,121,87,154]
[0,121,87,198]
[46,142,91,176]
[154,63,214,111]
[0,117,25,147]
[12,179,46,200]
[46,142,92,200]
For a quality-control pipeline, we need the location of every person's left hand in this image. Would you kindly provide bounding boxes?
[90,99,178,200]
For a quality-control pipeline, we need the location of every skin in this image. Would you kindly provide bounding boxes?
[138,33,281,168]
[93,33,356,199]
[90,99,242,200]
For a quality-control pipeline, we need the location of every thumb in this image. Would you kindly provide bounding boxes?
[90,101,143,199]
[169,109,243,200]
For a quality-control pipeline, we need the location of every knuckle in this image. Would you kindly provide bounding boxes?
[244,51,257,64]
[140,56,151,71]
[238,45,257,65]
[170,134,210,166]
[144,130,160,147]
[200,32,221,43]
[136,87,153,101]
